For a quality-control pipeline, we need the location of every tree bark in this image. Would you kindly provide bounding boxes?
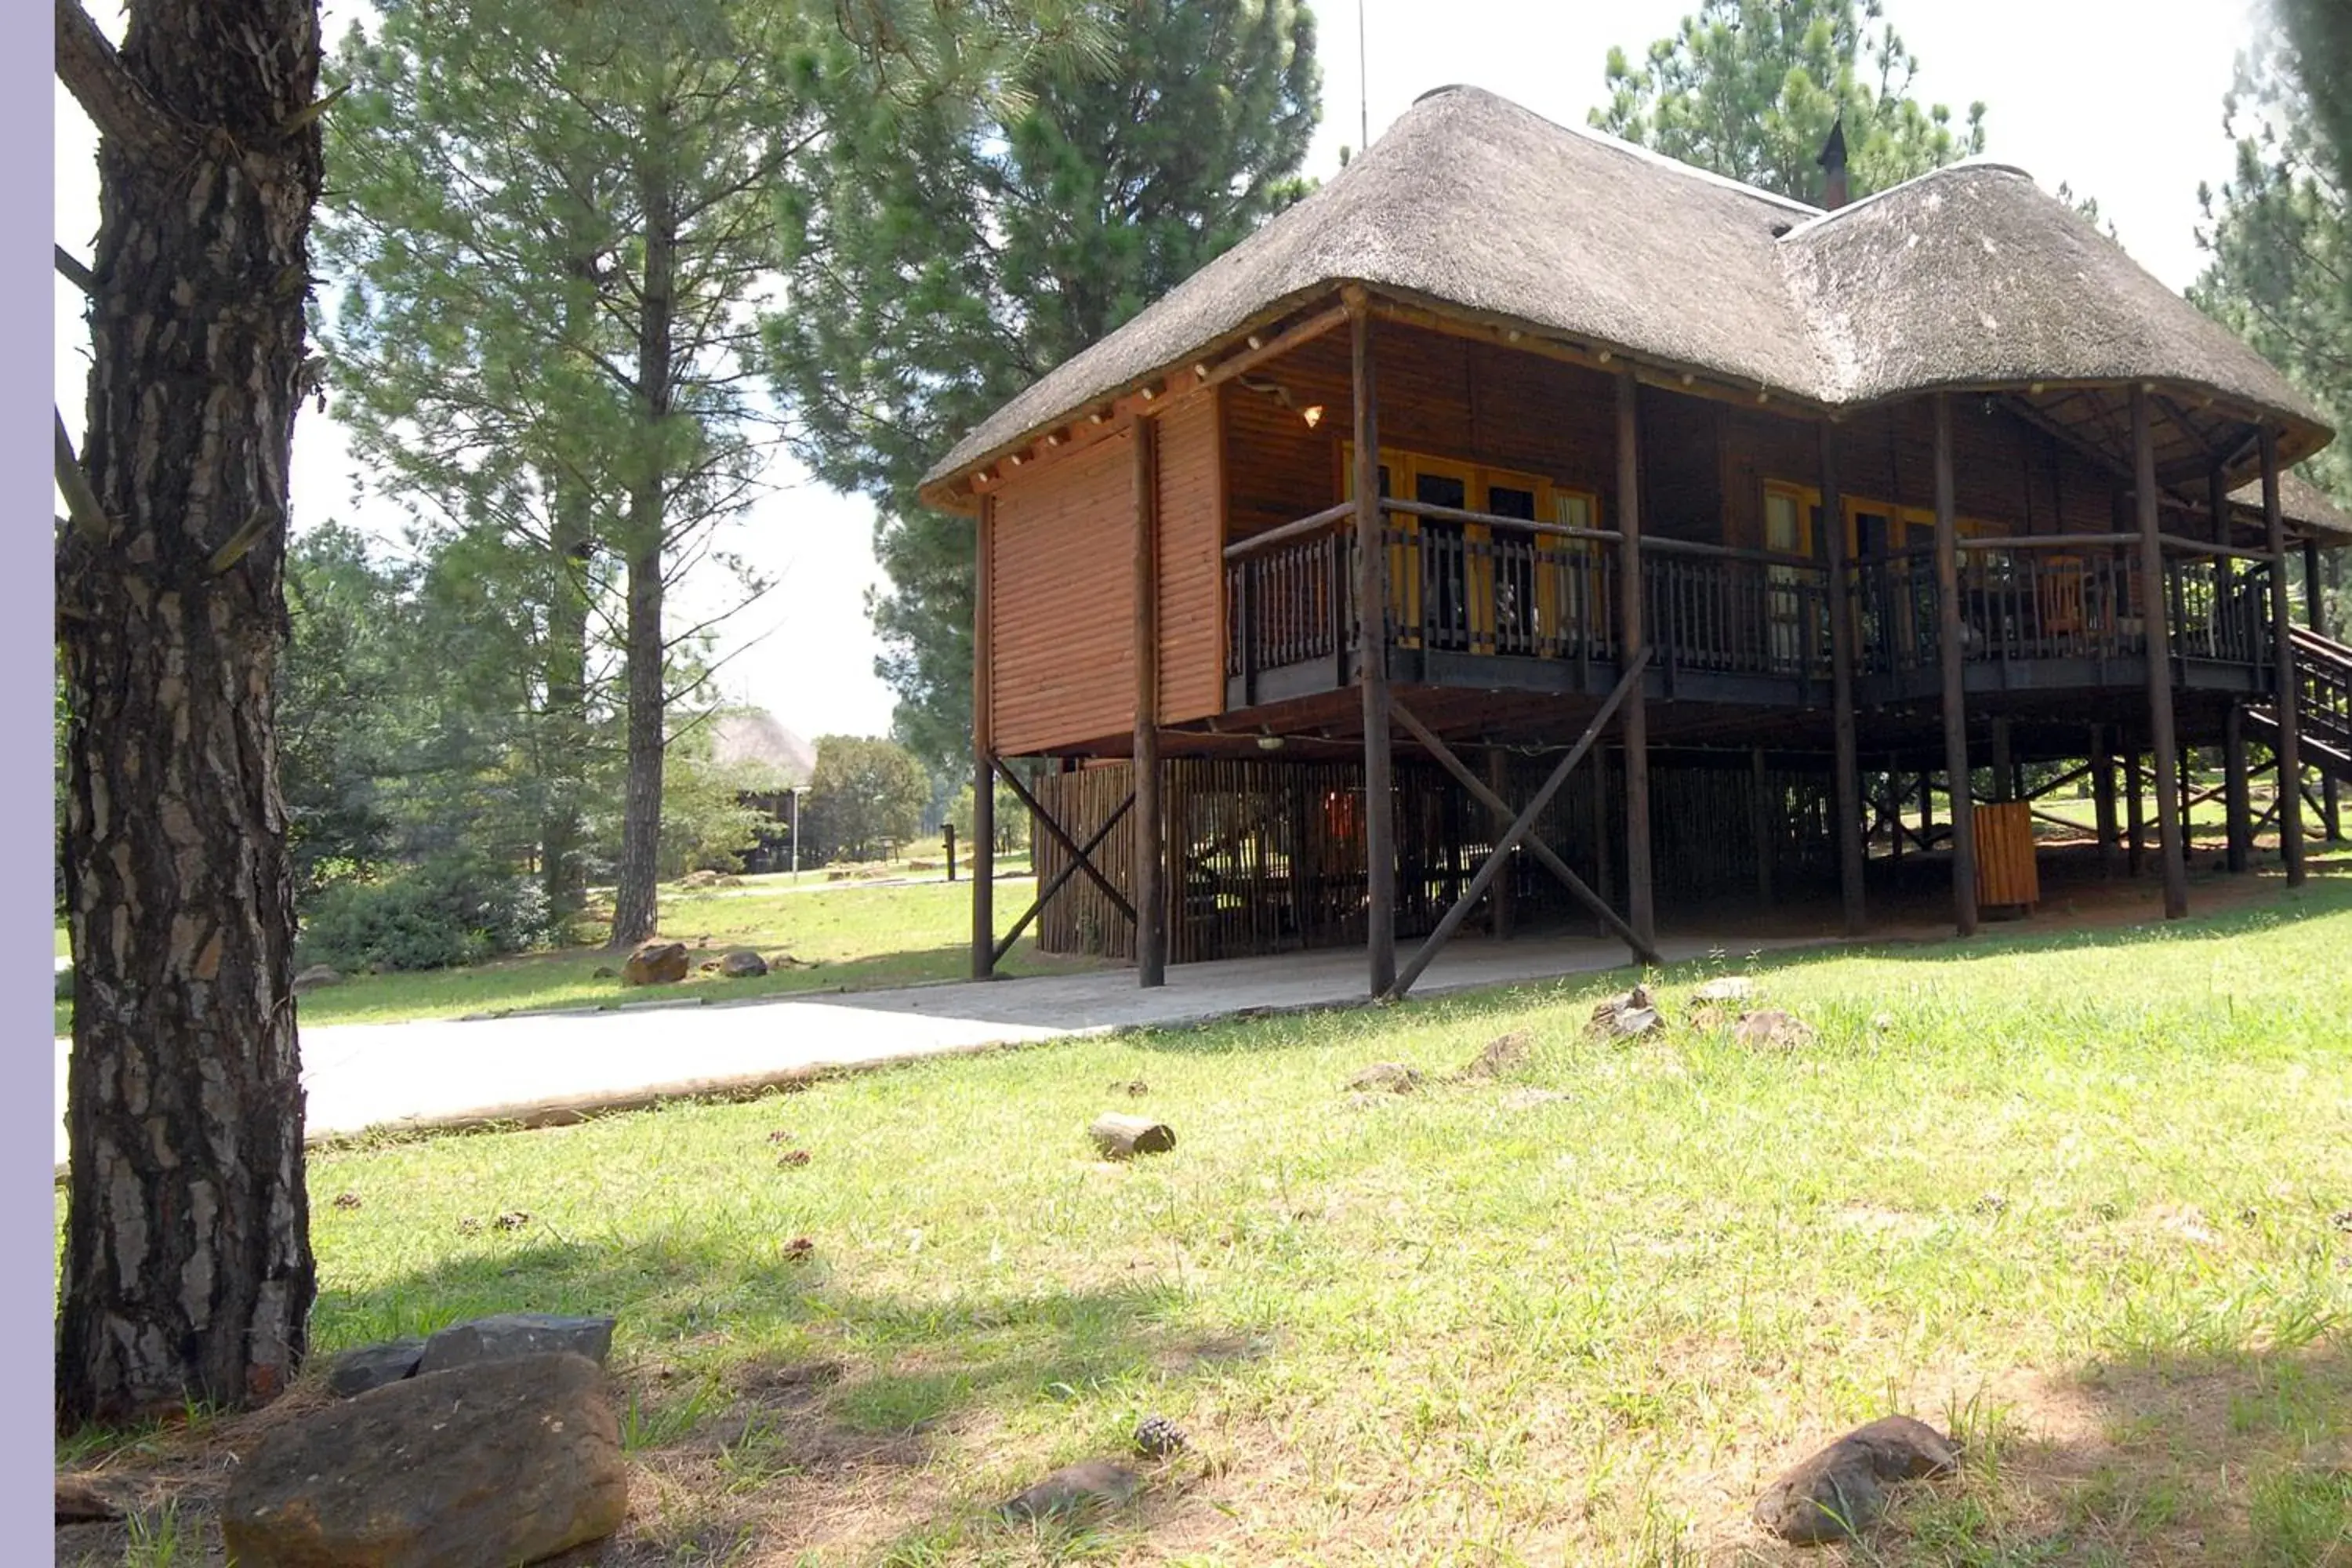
[55,0,322,1426]
[542,479,592,924]
[607,120,678,949]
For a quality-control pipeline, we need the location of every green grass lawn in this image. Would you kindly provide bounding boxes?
[64,879,2352,1565]
[53,868,1076,1036]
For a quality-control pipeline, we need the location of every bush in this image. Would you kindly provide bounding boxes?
[296,852,555,973]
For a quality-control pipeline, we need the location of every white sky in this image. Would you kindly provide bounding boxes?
[55,0,2263,742]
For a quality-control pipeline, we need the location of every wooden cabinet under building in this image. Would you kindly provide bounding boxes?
[1972,800,2039,913]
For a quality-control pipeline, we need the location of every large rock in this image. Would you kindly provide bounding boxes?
[1347,1062,1423,1094]
[1754,1415,1958,1544]
[621,940,690,986]
[718,948,768,978]
[1000,1459,1141,1522]
[221,1352,626,1568]
[416,1312,615,1376]
[326,1338,426,1398]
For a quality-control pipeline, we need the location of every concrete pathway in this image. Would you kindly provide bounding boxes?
[51,931,1824,1167]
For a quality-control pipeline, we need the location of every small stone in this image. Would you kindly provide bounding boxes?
[1347,1062,1423,1094]
[1134,1414,1188,1457]
[719,948,768,978]
[1000,1458,1142,1523]
[1755,1414,1958,1544]
[325,1338,426,1399]
[621,940,691,986]
[223,1353,626,1568]
[1454,1029,1533,1080]
[1589,984,1662,1039]
[292,964,344,993]
[416,1312,616,1376]
[332,1191,362,1210]
[1733,1009,1817,1050]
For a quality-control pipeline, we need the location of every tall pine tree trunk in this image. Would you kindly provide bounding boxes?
[54,0,321,1425]
[608,139,676,949]
[542,483,591,924]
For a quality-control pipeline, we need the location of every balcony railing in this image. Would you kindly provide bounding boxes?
[1225,505,2274,699]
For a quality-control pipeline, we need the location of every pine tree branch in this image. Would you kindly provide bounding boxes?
[54,407,111,543]
[54,244,96,295]
[53,0,194,162]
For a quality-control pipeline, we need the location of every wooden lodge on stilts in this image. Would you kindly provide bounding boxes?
[921,85,2352,999]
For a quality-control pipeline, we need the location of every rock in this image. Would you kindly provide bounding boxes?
[1693,976,1755,1004]
[1589,984,1662,1039]
[1754,1414,1958,1544]
[1454,1029,1533,1080]
[55,1473,118,1524]
[222,1352,626,1568]
[325,1338,426,1398]
[719,949,768,978]
[1347,1062,1423,1094]
[292,964,344,993]
[621,940,690,986]
[416,1312,616,1376]
[1733,1008,1817,1051]
[1000,1458,1142,1523]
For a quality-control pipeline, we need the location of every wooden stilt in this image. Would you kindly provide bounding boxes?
[971,495,997,978]
[2132,387,2189,918]
[1617,369,1655,952]
[1921,769,1934,849]
[1821,423,1865,934]
[1934,394,1978,935]
[2091,726,2120,878]
[1347,294,1397,994]
[2126,752,2146,876]
[1486,746,1515,941]
[2265,427,2307,887]
[2224,702,2252,873]
[1132,415,1166,987]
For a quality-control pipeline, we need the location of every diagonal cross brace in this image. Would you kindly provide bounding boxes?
[1389,697,1659,967]
[994,792,1134,965]
[994,760,1138,926]
[1386,648,1652,1000]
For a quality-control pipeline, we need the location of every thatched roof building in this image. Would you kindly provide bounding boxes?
[707,709,815,789]
[922,84,2335,527]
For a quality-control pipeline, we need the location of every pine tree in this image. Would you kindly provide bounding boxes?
[764,0,1320,774]
[1592,0,1985,205]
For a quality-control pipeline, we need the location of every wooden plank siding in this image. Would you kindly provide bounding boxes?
[1155,390,1224,724]
[988,430,1139,755]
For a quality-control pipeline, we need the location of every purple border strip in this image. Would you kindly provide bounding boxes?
[24,0,63,1526]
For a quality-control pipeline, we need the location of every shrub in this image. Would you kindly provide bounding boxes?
[296,851,554,973]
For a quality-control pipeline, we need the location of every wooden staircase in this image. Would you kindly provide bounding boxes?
[2249,626,2352,784]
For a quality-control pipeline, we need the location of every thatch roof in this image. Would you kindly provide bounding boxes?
[924,85,2331,505]
[2230,470,2352,546]
[707,709,815,787]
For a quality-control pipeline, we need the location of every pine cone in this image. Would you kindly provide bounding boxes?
[1134,1414,1188,1457]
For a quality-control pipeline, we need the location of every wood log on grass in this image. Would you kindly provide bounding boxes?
[1090,1114,1175,1159]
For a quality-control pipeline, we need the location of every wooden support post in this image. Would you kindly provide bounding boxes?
[2224,702,2252,873]
[2091,726,2120,878]
[1348,291,1397,993]
[1617,368,1656,951]
[2132,387,2190,918]
[1486,746,1514,941]
[2264,426,2307,886]
[971,496,997,978]
[1934,394,1978,936]
[2126,752,2146,875]
[2304,536,2342,840]
[1750,747,1775,907]
[945,822,956,883]
[1921,769,1935,848]
[1132,415,1166,987]
[1821,423,1865,933]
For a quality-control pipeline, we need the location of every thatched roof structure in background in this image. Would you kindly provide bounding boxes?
[922,85,2335,525]
[707,709,815,789]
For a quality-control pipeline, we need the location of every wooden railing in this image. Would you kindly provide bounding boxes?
[1225,504,2278,695]
[2291,626,2352,754]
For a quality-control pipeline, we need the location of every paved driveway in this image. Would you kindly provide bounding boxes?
[52,932,1824,1167]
